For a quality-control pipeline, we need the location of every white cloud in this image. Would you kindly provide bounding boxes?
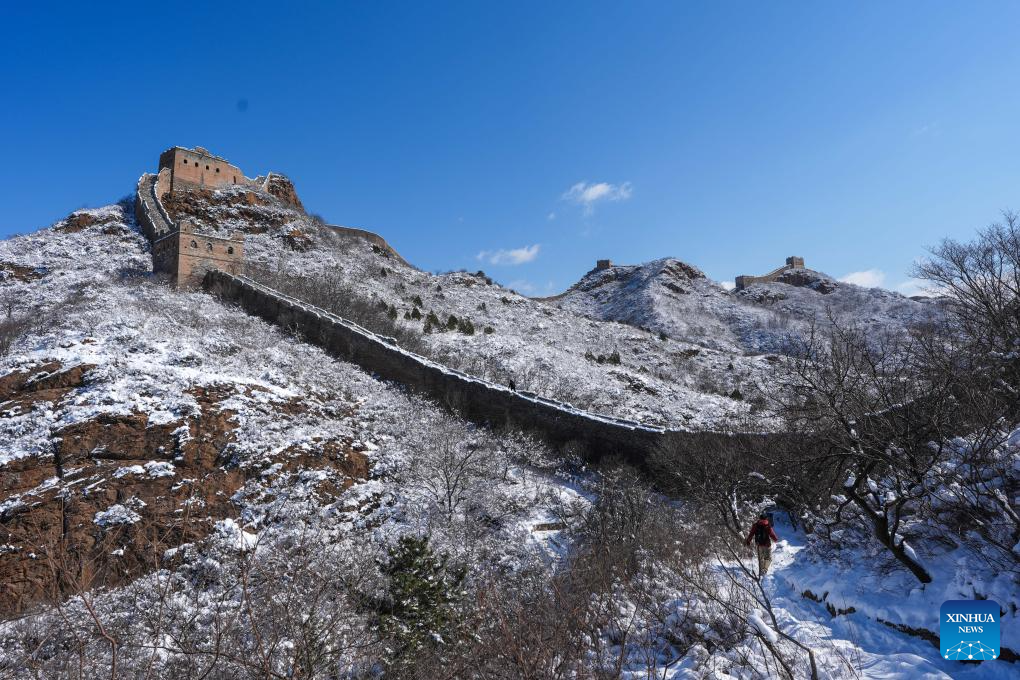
[476,244,540,266]
[840,269,886,288]
[839,270,939,297]
[895,278,933,297]
[719,280,735,291]
[547,212,557,221]
[562,181,633,214]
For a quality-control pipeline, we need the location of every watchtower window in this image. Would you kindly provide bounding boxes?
[182,159,187,165]
[206,243,213,251]
[190,240,198,248]
[206,165,210,170]
[215,167,220,173]
[227,246,234,254]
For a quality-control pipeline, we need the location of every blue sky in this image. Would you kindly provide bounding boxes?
[4,2,1020,294]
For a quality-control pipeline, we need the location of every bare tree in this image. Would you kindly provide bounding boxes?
[768,318,956,584]
[915,213,1020,360]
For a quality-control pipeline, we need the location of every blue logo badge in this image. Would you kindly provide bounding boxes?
[940,600,1000,661]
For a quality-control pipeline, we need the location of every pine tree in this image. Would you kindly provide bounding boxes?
[378,535,465,668]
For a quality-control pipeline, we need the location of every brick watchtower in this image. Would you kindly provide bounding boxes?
[151,220,245,290]
[157,146,246,197]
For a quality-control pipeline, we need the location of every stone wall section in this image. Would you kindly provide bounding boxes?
[735,256,806,291]
[328,224,413,267]
[204,270,779,462]
[135,174,174,242]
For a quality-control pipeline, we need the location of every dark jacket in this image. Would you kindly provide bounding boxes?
[746,519,778,547]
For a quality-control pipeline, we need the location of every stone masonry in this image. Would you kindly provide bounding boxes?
[735,256,805,291]
[158,146,246,195]
[136,147,248,289]
[152,221,244,290]
[204,270,789,463]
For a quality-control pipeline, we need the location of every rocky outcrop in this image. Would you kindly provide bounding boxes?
[262,173,303,210]
[0,359,371,616]
[0,262,45,283]
[774,268,839,294]
[0,362,94,414]
[0,375,241,616]
[55,210,122,234]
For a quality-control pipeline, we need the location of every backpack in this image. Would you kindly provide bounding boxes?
[754,521,770,545]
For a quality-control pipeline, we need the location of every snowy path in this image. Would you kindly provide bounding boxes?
[749,517,1013,679]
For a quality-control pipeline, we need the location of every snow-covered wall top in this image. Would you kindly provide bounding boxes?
[204,270,783,461]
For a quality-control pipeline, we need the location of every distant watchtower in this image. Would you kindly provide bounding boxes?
[735,255,806,291]
[596,259,613,270]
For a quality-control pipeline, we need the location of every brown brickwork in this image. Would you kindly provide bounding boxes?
[158,146,245,194]
[152,221,245,290]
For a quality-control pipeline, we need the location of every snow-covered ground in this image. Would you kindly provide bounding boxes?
[553,257,942,355]
[760,516,1011,679]
[166,184,788,429]
[0,196,1013,678]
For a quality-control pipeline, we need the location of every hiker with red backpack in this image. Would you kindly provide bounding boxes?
[745,513,779,576]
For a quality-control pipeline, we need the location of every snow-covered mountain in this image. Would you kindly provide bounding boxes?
[160,184,780,430]
[552,258,942,354]
[0,177,1014,678]
[0,202,573,637]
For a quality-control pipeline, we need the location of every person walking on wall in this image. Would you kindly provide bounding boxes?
[745,513,779,576]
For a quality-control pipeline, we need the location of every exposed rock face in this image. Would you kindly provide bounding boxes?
[0,362,370,616]
[55,210,121,234]
[0,362,95,414]
[284,228,314,251]
[162,185,297,236]
[1,360,370,619]
[1,372,236,616]
[0,262,45,283]
[263,173,304,210]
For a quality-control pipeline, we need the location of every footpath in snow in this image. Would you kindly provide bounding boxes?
[706,517,1013,679]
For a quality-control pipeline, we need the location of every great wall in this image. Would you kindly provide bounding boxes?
[136,147,786,460]
[735,256,806,290]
